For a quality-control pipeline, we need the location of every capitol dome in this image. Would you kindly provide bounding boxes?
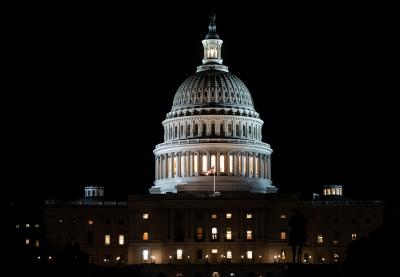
[150,12,277,194]
[171,70,255,112]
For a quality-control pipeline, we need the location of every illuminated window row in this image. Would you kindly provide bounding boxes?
[196,227,253,240]
[211,213,253,219]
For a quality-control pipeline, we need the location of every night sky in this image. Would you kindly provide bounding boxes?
[4,2,396,203]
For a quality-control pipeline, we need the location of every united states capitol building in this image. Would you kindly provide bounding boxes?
[42,12,383,276]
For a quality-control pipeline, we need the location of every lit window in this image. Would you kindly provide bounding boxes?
[143,232,149,241]
[88,219,94,225]
[25,224,30,228]
[142,213,149,219]
[35,239,40,247]
[281,250,286,260]
[317,235,323,244]
[194,154,198,173]
[247,251,253,259]
[226,213,232,219]
[226,228,232,240]
[202,155,207,173]
[220,155,225,172]
[280,231,286,240]
[246,213,253,219]
[25,238,30,245]
[280,214,287,219]
[177,249,183,259]
[173,156,177,176]
[105,235,111,245]
[227,251,232,259]
[58,218,63,224]
[351,233,357,240]
[212,249,218,254]
[143,250,149,261]
[249,156,253,176]
[243,156,247,174]
[212,227,218,240]
[119,235,124,245]
[246,230,253,240]
[16,224,20,229]
[333,240,339,245]
[229,154,233,173]
[35,224,40,228]
[211,213,218,219]
[197,227,203,240]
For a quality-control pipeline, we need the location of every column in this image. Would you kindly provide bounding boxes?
[267,155,271,180]
[253,153,257,178]
[197,151,201,175]
[260,154,264,179]
[155,156,158,180]
[233,153,237,176]
[241,153,245,176]
[177,152,181,177]
[182,152,186,177]
[224,152,229,175]
[169,153,173,178]
[216,151,220,175]
[246,153,250,177]
[207,151,211,171]
[264,155,268,180]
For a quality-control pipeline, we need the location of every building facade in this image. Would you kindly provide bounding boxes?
[42,12,383,271]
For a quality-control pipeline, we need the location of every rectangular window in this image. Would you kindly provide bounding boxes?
[211,213,218,219]
[212,227,218,240]
[247,251,253,259]
[119,235,124,245]
[196,227,203,240]
[105,235,111,245]
[143,232,149,241]
[35,239,40,247]
[212,249,218,254]
[249,156,253,176]
[246,213,253,219]
[246,230,253,240]
[194,154,198,173]
[202,155,207,173]
[143,250,149,261]
[35,224,40,228]
[25,238,30,245]
[351,233,357,240]
[25,224,30,228]
[229,154,233,173]
[219,155,225,173]
[177,249,183,260]
[173,156,177,176]
[142,213,149,219]
[226,228,232,240]
[227,251,232,259]
[317,234,323,244]
[226,213,232,219]
[281,250,286,260]
[280,214,287,219]
[280,231,286,240]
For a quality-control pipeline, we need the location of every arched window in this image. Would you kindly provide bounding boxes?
[202,124,207,136]
[211,227,218,240]
[143,232,149,241]
[211,155,216,170]
[228,124,232,136]
[194,124,198,137]
[219,155,225,173]
[242,125,246,137]
[180,125,183,137]
[219,124,224,136]
[87,231,94,245]
[211,123,215,136]
[175,126,178,138]
[187,124,191,137]
[236,124,240,136]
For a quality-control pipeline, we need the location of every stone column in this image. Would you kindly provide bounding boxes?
[246,153,250,177]
[169,153,173,178]
[177,152,181,177]
[267,155,271,180]
[197,152,201,176]
[260,154,264,179]
[189,152,193,176]
[224,152,229,175]
[182,152,186,177]
[233,153,237,175]
[241,153,245,176]
[155,156,158,180]
[264,155,268,180]
[253,153,257,178]
[207,151,211,171]
[216,151,220,175]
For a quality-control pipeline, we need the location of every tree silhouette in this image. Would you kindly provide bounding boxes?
[288,210,308,264]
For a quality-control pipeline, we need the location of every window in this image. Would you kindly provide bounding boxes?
[119,235,124,245]
[177,249,183,260]
[173,156,177,176]
[57,218,63,224]
[220,155,225,173]
[249,156,253,176]
[196,227,203,240]
[143,250,149,261]
[226,213,232,219]
[317,234,323,244]
[25,238,30,245]
[142,213,149,219]
[143,232,149,241]
[16,224,20,229]
[25,224,30,228]
[35,224,40,228]
[227,250,232,259]
[247,251,253,259]
[211,213,218,219]
[280,214,287,219]
[226,228,232,240]
[212,249,218,254]
[280,231,286,240]
[211,155,216,169]
[88,219,94,225]
[35,240,40,247]
[281,250,286,261]
[246,230,253,240]
[105,235,111,245]
[246,213,253,219]
[351,233,357,240]
[212,227,218,240]
[202,155,207,173]
[229,154,233,173]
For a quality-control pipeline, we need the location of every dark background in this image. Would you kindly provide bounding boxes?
[4,2,396,203]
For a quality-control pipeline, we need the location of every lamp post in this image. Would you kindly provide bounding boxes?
[205,254,209,264]
[278,254,281,263]
[241,255,244,263]
[273,255,277,263]
[169,256,172,264]
[258,255,262,263]
[150,256,155,264]
[187,256,190,263]
[309,255,312,264]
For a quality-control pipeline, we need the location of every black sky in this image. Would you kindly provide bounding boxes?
[4,2,396,202]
